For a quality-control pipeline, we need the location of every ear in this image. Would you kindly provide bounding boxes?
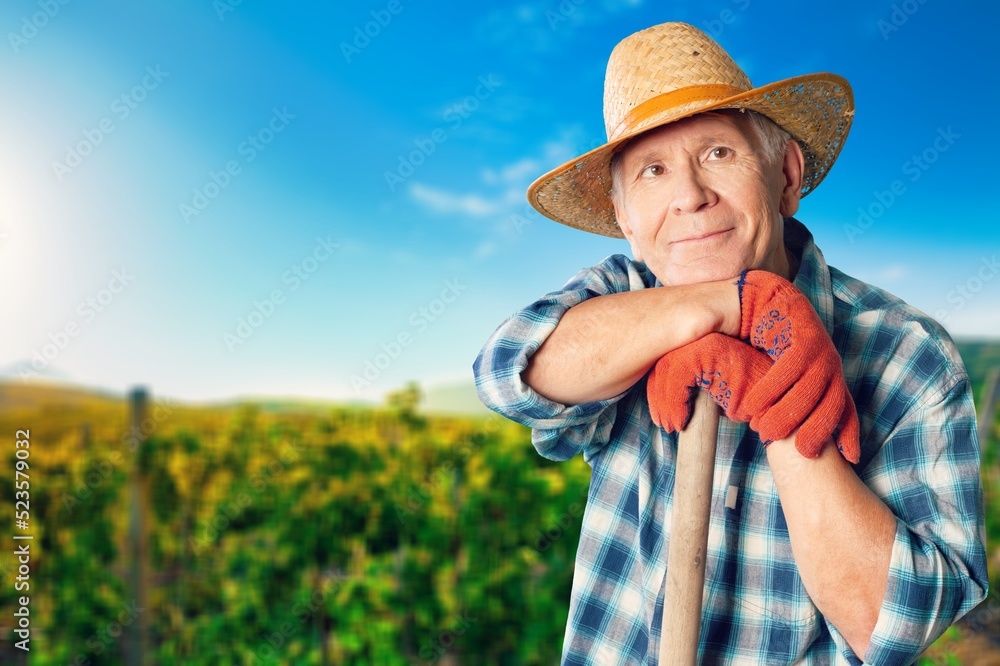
[612,198,643,262]
[778,139,806,217]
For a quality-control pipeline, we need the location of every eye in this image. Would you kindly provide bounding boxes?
[641,164,664,177]
[708,146,732,160]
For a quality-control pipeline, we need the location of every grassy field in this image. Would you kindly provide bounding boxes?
[0,340,997,664]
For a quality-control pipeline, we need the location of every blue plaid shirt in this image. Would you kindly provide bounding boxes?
[473,218,988,664]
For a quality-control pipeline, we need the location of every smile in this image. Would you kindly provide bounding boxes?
[673,228,734,244]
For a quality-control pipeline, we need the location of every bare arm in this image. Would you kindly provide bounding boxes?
[766,435,896,657]
[522,279,741,405]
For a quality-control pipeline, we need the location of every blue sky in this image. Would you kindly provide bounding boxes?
[0,0,997,403]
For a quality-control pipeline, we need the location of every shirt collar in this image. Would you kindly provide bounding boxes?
[785,216,835,337]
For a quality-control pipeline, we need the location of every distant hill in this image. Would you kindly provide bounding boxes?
[214,381,492,416]
[0,377,492,418]
[955,340,1000,400]
[421,380,492,416]
[1,338,995,418]
[0,378,122,412]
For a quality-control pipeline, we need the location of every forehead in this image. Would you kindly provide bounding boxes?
[617,111,753,163]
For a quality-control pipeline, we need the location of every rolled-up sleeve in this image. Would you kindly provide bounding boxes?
[856,376,989,664]
[472,254,654,462]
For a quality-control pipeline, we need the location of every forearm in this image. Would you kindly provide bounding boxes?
[522,279,740,405]
[766,435,896,657]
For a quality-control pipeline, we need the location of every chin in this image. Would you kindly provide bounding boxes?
[655,261,744,287]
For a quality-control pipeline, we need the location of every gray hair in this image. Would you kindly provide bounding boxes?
[609,109,793,215]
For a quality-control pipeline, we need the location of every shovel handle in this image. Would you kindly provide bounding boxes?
[658,389,720,665]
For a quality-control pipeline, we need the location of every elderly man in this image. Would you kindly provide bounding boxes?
[473,22,988,664]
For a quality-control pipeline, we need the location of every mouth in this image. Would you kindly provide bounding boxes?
[672,228,735,244]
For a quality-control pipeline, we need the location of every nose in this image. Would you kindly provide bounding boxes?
[669,161,716,215]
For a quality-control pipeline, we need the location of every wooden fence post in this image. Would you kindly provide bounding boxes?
[977,368,999,447]
[978,368,1000,507]
[127,387,151,665]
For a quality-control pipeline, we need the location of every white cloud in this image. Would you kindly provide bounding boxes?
[482,157,542,186]
[603,0,644,9]
[409,125,595,225]
[408,183,505,217]
[407,126,605,265]
[543,127,595,163]
[474,0,645,53]
[473,240,499,259]
[876,264,909,282]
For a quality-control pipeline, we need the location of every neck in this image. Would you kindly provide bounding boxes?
[784,245,800,281]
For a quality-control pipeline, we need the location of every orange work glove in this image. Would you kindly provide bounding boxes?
[737,270,861,463]
[646,333,773,433]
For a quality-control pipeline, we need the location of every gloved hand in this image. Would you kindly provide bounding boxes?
[737,270,861,463]
[647,333,773,433]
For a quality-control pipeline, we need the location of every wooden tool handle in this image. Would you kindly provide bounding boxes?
[658,390,721,665]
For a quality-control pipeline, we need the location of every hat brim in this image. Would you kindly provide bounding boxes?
[526,73,854,238]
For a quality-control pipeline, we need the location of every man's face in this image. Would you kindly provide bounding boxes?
[612,111,801,286]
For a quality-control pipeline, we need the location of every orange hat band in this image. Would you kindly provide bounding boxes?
[609,83,746,141]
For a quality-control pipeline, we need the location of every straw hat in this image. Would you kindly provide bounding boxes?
[526,22,854,238]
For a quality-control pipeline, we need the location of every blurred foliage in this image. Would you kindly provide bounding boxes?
[0,348,996,663]
[0,385,590,664]
[922,345,1000,664]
